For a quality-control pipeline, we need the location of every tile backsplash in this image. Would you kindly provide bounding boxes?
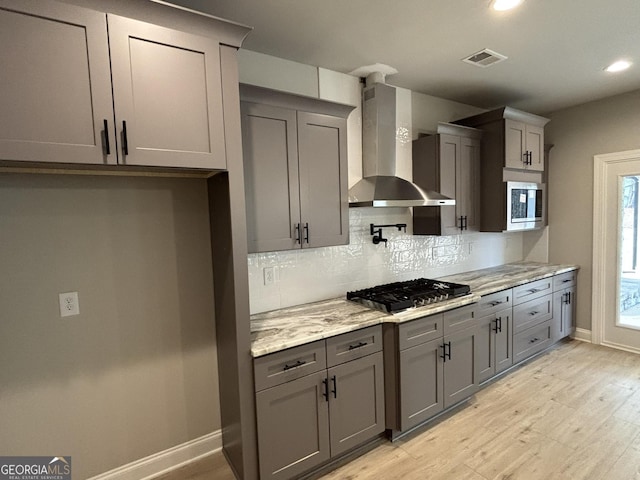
[248,208,523,314]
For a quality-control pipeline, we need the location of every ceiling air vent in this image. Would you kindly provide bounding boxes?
[462,48,507,68]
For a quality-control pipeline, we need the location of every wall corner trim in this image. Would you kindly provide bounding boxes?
[87,431,222,480]
[572,328,592,343]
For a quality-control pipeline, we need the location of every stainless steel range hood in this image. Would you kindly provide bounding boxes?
[349,78,455,208]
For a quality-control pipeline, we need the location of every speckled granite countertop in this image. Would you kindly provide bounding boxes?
[250,261,579,357]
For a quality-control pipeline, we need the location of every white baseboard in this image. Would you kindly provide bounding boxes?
[572,328,592,343]
[87,430,222,480]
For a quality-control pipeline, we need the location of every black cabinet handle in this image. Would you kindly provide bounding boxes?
[528,288,540,293]
[493,317,501,333]
[439,343,447,361]
[322,378,329,401]
[283,359,306,371]
[562,279,572,283]
[447,341,452,360]
[294,224,301,244]
[122,120,129,156]
[459,216,464,230]
[331,375,337,398]
[489,300,503,307]
[348,341,368,350]
[103,119,111,155]
[303,223,309,244]
[497,316,503,333]
[529,311,539,316]
[567,292,571,304]
[463,215,468,230]
[530,337,540,344]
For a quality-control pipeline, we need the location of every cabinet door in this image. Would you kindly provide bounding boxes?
[504,119,526,169]
[443,327,479,408]
[459,137,481,231]
[476,315,495,384]
[297,112,349,248]
[0,0,115,165]
[241,102,301,253]
[328,352,385,456]
[399,338,444,430]
[256,371,330,480]
[439,134,460,234]
[525,124,544,171]
[108,14,226,169]
[551,289,565,343]
[495,309,514,374]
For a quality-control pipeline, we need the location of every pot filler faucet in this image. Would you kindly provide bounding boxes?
[370,223,407,247]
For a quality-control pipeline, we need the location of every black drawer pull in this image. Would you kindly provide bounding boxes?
[122,120,129,156]
[283,359,306,371]
[489,300,504,307]
[348,341,369,350]
[322,378,329,401]
[562,279,572,283]
[528,288,540,293]
[294,223,301,244]
[331,375,337,398]
[529,337,540,344]
[529,311,539,316]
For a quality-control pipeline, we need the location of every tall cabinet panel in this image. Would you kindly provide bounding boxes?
[0,0,115,164]
[242,103,300,252]
[108,14,226,169]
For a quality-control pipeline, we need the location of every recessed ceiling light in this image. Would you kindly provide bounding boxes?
[492,0,523,11]
[605,60,631,73]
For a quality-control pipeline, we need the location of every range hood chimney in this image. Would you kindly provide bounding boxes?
[348,73,455,208]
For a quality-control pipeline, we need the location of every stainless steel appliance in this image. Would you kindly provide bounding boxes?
[347,278,471,313]
[506,181,546,231]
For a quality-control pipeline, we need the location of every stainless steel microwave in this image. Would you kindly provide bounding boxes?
[506,181,546,231]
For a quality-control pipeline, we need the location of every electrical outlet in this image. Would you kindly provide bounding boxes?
[263,267,275,286]
[59,292,80,317]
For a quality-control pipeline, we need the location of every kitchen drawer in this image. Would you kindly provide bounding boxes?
[553,271,577,291]
[254,340,327,391]
[326,325,382,367]
[513,320,552,364]
[476,289,513,318]
[513,278,553,305]
[513,294,553,333]
[398,314,443,351]
[443,304,477,335]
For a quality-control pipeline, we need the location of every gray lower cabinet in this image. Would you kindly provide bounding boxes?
[256,371,330,480]
[443,326,479,408]
[389,309,479,434]
[254,326,384,480]
[0,0,230,169]
[552,271,577,342]
[240,84,354,253]
[476,307,514,384]
[399,337,444,430]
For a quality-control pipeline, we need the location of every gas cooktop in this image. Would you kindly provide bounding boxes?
[347,278,471,314]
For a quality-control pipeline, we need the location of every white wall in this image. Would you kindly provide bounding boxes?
[238,50,526,314]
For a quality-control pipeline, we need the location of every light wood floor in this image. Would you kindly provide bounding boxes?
[156,340,640,480]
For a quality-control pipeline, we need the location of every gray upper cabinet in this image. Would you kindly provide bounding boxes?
[108,15,226,169]
[412,123,482,235]
[0,0,115,165]
[240,84,354,253]
[0,0,229,169]
[505,119,544,171]
[455,107,549,172]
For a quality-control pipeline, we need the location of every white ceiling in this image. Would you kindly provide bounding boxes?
[169,0,640,115]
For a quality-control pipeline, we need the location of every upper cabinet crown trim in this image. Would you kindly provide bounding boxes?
[240,83,356,118]
[454,106,550,128]
[436,122,483,139]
